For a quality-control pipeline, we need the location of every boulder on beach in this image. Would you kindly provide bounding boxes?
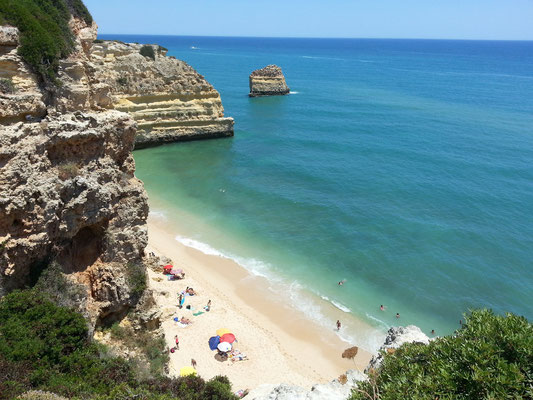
[249,64,290,97]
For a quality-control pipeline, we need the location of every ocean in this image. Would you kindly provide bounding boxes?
[100,35,533,351]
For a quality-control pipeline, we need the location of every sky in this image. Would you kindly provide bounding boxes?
[84,0,533,40]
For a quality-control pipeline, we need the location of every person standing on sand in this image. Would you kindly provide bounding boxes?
[205,299,211,311]
[178,294,183,309]
[174,335,179,350]
[191,358,197,368]
[336,320,341,331]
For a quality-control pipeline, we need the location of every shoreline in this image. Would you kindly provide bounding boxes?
[146,217,373,390]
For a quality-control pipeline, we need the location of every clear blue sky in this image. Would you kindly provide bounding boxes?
[84,0,533,40]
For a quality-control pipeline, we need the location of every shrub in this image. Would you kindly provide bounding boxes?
[139,45,155,60]
[33,261,87,311]
[126,262,147,298]
[57,162,79,180]
[116,76,128,86]
[0,77,16,94]
[0,0,92,82]
[0,289,237,399]
[350,309,533,400]
[93,39,104,44]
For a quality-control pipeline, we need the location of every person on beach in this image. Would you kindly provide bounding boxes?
[178,294,183,309]
[396,313,400,318]
[336,320,341,331]
[174,335,179,350]
[191,358,197,368]
[180,316,192,325]
[204,300,211,312]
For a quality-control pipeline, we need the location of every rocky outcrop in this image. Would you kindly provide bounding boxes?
[0,19,149,329]
[0,110,148,326]
[246,326,430,400]
[0,11,232,328]
[249,65,290,97]
[365,325,430,373]
[89,40,234,148]
[246,370,367,400]
[0,26,46,124]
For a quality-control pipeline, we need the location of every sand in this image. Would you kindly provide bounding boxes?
[146,218,372,391]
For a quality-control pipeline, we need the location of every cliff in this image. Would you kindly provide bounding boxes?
[0,0,235,326]
[0,20,138,329]
[89,41,234,148]
[249,64,290,97]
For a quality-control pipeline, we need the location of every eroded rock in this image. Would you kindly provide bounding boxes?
[249,65,290,97]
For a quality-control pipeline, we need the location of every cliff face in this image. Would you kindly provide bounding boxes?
[249,64,290,97]
[1,13,234,327]
[0,21,147,328]
[90,41,234,148]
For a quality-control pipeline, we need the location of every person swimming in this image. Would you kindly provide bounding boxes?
[338,279,346,286]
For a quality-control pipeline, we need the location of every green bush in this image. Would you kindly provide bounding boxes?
[0,0,92,82]
[0,77,16,93]
[0,290,237,399]
[116,76,128,86]
[351,309,532,400]
[126,262,147,298]
[140,45,156,60]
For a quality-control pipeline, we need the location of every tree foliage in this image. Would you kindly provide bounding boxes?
[351,309,532,400]
[0,0,92,82]
[0,290,237,400]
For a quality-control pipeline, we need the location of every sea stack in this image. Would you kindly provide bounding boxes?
[249,65,290,97]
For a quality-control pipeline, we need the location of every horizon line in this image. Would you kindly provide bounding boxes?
[97,33,533,42]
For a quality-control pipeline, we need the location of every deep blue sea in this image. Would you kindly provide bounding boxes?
[101,35,533,350]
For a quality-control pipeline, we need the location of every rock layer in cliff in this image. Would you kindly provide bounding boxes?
[89,41,234,148]
[249,64,290,97]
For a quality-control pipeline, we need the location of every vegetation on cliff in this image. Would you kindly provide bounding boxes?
[0,290,238,400]
[0,0,92,81]
[351,309,532,400]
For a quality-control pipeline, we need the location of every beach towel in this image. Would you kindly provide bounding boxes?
[193,311,204,316]
[176,322,189,328]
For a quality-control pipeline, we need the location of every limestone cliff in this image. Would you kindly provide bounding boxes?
[0,21,144,329]
[89,41,234,148]
[249,64,290,97]
[1,9,233,327]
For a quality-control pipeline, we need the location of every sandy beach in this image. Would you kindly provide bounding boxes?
[145,217,373,391]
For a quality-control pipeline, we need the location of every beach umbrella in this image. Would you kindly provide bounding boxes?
[209,336,220,350]
[216,328,231,337]
[217,342,232,352]
[220,333,236,344]
[180,366,196,377]
[163,264,173,270]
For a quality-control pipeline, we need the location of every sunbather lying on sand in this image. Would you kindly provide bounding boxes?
[180,317,192,325]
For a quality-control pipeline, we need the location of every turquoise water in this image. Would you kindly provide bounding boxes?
[103,35,533,349]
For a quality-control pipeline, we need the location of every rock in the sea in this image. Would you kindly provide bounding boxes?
[365,325,430,373]
[249,65,290,97]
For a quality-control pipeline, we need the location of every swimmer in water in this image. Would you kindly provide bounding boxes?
[338,279,346,286]
[380,305,385,311]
